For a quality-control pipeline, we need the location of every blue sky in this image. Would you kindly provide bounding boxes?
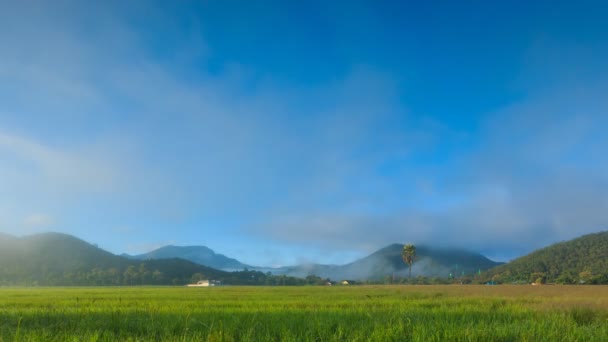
[1,0,607,266]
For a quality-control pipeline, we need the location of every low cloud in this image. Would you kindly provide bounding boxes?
[251,86,608,260]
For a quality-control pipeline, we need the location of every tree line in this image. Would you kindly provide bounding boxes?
[0,263,318,286]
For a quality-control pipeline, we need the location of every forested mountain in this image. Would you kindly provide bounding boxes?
[5,230,605,286]
[273,244,502,281]
[124,245,250,270]
[480,231,608,284]
[0,233,304,286]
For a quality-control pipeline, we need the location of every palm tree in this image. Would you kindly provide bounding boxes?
[402,244,416,279]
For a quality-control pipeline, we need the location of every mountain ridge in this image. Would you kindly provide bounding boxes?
[4,230,607,285]
[124,245,251,270]
[0,231,503,282]
[0,232,233,286]
[479,231,608,284]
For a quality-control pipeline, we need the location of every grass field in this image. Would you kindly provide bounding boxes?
[1,285,607,341]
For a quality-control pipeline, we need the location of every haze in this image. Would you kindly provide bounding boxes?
[1,1,607,267]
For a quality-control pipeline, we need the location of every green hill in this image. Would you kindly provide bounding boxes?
[0,232,303,286]
[0,232,228,286]
[480,231,608,284]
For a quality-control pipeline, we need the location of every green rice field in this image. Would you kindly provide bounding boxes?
[1,285,607,341]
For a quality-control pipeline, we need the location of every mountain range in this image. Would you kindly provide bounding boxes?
[1,230,606,285]
[117,240,502,280]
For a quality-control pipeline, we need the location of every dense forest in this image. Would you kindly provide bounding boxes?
[478,231,608,284]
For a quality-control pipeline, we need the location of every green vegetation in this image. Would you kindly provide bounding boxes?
[480,231,608,284]
[402,244,417,278]
[0,286,607,341]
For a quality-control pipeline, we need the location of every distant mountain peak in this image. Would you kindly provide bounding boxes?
[126,244,250,271]
[268,243,502,281]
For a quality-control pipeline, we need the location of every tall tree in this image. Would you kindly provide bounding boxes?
[402,244,417,279]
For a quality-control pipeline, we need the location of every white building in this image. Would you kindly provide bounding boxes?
[187,280,221,287]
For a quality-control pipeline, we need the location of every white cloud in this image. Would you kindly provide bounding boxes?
[0,131,124,195]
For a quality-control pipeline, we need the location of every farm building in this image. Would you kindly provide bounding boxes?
[187,280,221,287]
